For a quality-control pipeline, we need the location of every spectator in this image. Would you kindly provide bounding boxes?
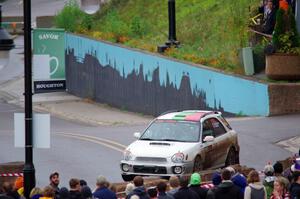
[125,183,135,197]
[49,172,60,198]
[81,186,92,199]
[29,187,43,199]
[0,182,15,199]
[212,169,243,199]
[69,178,82,199]
[227,167,247,194]
[244,170,267,199]
[270,177,290,199]
[1,182,19,199]
[93,175,117,199]
[166,176,179,196]
[188,173,207,199]
[289,171,300,199]
[79,180,87,188]
[206,172,222,199]
[126,176,149,199]
[108,183,117,194]
[130,196,139,199]
[263,164,276,199]
[40,186,55,199]
[156,181,173,199]
[58,187,69,199]
[273,162,290,189]
[173,176,198,199]
[14,177,24,198]
[260,0,276,34]
[147,187,157,199]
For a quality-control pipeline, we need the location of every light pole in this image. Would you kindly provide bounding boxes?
[157,0,180,53]
[23,0,35,198]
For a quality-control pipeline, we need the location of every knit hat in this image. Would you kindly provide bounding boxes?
[14,176,24,190]
[264,164,274,176]
[273,161,283,174]
[291,158,300,172]
[125,183,135,195]
[190,173,201,185]
[212,172,222,186]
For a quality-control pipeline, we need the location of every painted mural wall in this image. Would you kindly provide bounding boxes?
[65,34,270,116]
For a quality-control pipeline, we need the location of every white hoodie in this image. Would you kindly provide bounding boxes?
[244,182,267,199]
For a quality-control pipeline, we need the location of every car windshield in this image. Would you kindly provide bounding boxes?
[140,120,200,142]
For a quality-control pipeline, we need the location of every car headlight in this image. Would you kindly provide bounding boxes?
[124,149,133,161]
[171,152,184,163]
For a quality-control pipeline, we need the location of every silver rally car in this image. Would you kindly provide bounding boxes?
[120,110,239,181]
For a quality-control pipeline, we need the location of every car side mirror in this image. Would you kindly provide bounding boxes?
[133,132,141,139]
[203,135,214,142]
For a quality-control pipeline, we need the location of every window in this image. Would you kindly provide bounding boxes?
[210,118,226,137]
[202,119,214,140]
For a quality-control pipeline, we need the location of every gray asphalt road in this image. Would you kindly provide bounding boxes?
[1,101,299,189]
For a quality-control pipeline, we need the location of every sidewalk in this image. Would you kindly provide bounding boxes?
[0,77,153,126]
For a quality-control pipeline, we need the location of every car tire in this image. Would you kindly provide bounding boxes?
[193,156,203,172]
[225,148,238,166]
[121,174,135,182]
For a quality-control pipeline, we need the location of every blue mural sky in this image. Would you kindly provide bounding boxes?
[66,34,269,116]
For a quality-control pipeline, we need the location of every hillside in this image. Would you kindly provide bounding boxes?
[55,0,261,73]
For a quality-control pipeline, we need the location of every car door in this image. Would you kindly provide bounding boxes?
[210,117,231,167]
[200,119,215,169]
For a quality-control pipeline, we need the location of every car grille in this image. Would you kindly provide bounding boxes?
[133,166,167,174]
[135,157,167,162]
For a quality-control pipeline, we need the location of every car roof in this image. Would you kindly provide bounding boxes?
[157,110,219,122]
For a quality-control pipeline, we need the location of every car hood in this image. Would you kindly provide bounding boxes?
[127,140,198,157]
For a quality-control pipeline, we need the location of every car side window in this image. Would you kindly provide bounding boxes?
[210,118,227,137]
[202,119,214,140]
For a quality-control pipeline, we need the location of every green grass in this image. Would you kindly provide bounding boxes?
[55,0,261,73]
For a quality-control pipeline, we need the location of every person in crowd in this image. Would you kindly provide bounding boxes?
[259,0,277,34]
[227,167,247,195]
[244,170,267,199]
[156,181,173,199]
[93,175,117,199]
[273,162,290,190]
[29,187,43,199]
[206,171,222,199]
[129,196,140,199]
[0,182,15,199]
[289,171,300,199]
[126,176,149,199]
[69,178,82,199]
[58,187,69,199]
[108,183,117,194]
[14,177,24,198]
[81,186,93,199]
[173,176,198,199]
[79,180,87,188]
[1,182,19,199]
[49,172,60,198]
[166,176,179,196]
[263,164,276,199]
[125,183,135,197]
[270,177,290,199]
[147,187,157,199]
[188,173,207,199]
[40,186,55,199]
[212,169,243,199]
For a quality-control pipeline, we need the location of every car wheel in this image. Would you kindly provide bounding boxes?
[193,156,203,172]
[225,148,238,166]
[121,174,135,182]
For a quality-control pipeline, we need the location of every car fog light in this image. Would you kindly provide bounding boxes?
[122,164,130,172]
[173,166,182,174]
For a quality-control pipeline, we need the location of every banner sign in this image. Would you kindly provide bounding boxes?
[33,28,66,93]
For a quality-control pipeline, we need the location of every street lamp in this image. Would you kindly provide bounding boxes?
[157,0,180,53]
[0,5,15,71]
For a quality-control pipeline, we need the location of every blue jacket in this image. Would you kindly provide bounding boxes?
[93,187,117,199]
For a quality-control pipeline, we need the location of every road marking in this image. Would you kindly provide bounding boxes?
[55,132,126,153]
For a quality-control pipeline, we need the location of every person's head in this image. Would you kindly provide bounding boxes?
[108,183,117,193]
[49,172,60,187]
[169,176,179,188]
[291,158,300,173]
[225,166,236,177]
[30,187,43,198]
[221,169,232,181]
[59,187,69,199]
[273,162,283,175]
[147,187,157,198]
[267,0,273,9]
[212,172,222,186]
[130,195,140,199]
[2,182,13,194]
[96,175,108,188]
[80,179,87,187]
[247,170,260,184]
[133,176,144,187]
[156,181,167,193]
[190,173,201,186]
[125,183,135,196]
[264,164,274,176]
[81,186,92,199]
[69,178,81,191]
[274,177,287,193]
[179,176,189,188]
[43,186,55,198]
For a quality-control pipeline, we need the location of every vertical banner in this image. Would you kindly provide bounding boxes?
[33,28,66,93]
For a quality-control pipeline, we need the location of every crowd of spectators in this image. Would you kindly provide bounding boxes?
[1,157,300,199]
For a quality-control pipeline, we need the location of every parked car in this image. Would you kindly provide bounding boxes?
[120,110,239,181]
